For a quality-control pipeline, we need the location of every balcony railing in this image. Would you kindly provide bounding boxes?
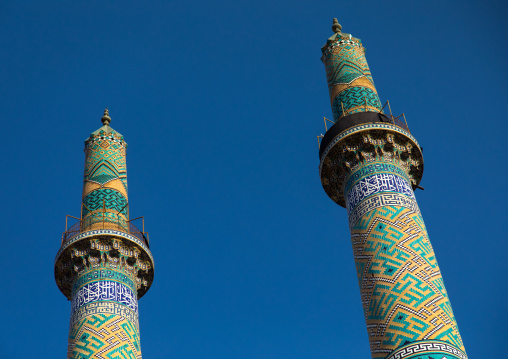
[317,100,411,149]
[62,215,150,247]
[377,100,410,132]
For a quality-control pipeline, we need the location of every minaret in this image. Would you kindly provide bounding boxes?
[55,109,154,358]
[318,20,467,359]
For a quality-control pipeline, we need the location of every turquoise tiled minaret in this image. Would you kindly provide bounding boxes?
[55,109,154,358]
[318,19,467,359]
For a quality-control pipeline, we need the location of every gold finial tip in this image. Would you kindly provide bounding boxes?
[101,107,111,126]
[332,18,342,33]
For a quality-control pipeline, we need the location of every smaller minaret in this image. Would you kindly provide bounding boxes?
[55,109,155,358]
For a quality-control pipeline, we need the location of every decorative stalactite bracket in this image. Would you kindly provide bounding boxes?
[318,112,424,207]
[55,229,155,300]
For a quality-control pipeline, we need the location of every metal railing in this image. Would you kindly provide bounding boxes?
[379,100,410,132]
[62,214,150,247]
[317,100,411,149]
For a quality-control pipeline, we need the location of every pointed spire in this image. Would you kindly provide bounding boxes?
[332,18,342,34]
[101,108,111,126]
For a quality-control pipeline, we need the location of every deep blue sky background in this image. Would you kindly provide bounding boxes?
[0,1,506,357]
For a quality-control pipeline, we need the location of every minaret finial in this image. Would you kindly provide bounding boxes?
[101,107,111,126]
[332,18,342,33]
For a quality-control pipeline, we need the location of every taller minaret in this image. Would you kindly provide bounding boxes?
[318,20,467,359]
[55,109,154,358]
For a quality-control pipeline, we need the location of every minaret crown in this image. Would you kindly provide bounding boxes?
[101,108,111,126]
[332,18,342,34]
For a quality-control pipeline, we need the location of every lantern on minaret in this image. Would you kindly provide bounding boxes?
[318,19,467,359]
[55,109,154,358]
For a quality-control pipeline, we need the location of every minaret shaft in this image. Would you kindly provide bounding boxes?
[68,267,141,357]
[345,161,465,358]
[318,20,466,359]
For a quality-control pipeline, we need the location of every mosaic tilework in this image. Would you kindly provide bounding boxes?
[348,192,420,230]
[385,340,466,359]
[67,266,142,358]
[84,131,127,191]
[322,38,374,90]
[73,269,136,294]
[349,197,465,357]
[319,22,466,359]
[55,116,154,358]
[346,173,415,218]
[82,127,129,231]
[82,189,128,217]
[71,281,138,315]
[70,301,139,331]
[321,33,382,121]
[332,86,381,119]
[344,162,411,195]
[68,312,141,359]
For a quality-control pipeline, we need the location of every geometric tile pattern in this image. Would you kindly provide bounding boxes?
[332,86,381,120]
[70,301,138,331]
[344,162,411,195]
[348,192,420,230]
[322,33,382,121]
[346,173,415,218]
[84,132,127,190]
[323,39,374,90]
[82,126,129,231]
[384,340,467,359]
[73,269,136,294]
[71,281,138,315]
[82,189,128,217]
[349,167,466,357]
[56,115,153,358]
[319,22,466,359]
[67,267,142,358]
[68,312,141,359]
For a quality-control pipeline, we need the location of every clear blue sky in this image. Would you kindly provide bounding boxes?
[0,1,506,357]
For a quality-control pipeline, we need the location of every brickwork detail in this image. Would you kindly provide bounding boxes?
[321,31,382,121]
[68,312,141,358]
[67,262,142,358]
[347,165,465,358]
[318,21,466,359]
[82,126,129,231]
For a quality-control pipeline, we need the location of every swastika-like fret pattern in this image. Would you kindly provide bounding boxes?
[68,313,141,359]
[319,23,466,359]
[67,264,142,358]
[348,192,420,230]
[70,301,139,331]
[332,86,381,120]
[350,204,465,357]
[82,188,128,217]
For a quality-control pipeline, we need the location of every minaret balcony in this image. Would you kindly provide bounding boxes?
[61,214,150,247]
